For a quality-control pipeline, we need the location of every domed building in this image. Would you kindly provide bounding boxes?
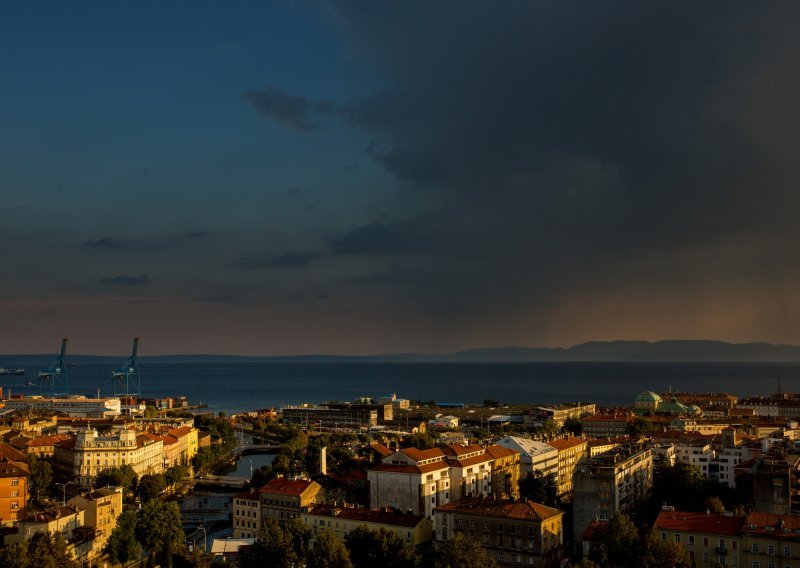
[634,391,662,414]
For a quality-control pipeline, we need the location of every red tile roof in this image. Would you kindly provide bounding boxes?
[435,497,562,521]
[307,505,426,528]
[440,444,484,457]
[369,442,393,458]
[168,426,194,438]
[453,453,492,468]
[547,437,586,452]
[654,511,744,537]
[234,491,260,501]
[399,447,445,462]
[260,478,317,496]
[743,512,800,537]
[484,445,519,459]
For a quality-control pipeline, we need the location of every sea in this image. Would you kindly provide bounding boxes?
[2,360,799,415]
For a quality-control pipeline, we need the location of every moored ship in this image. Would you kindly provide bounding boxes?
[0,368,25,376]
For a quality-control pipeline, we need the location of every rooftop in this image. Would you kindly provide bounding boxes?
[435,497,562,522]
[654,510,743,537]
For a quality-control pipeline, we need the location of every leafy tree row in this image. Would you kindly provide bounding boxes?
[106,500,184,568]
[239,518,497,568]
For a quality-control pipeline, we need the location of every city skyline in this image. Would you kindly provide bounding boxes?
[3,2,800,355]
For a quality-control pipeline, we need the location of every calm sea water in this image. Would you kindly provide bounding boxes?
[1,361,797,414]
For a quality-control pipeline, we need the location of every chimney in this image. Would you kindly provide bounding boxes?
[320,447,327,476]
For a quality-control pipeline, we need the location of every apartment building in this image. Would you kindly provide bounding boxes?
[485,444,521,498]
[581,413,634,438]
[368,447,451,519]
[54,427,164,487]
[497,436,558,478]
[260,477,324,525]
[282,406,378,429]
[546,437,587,499]
[440,444,493,501]
[523,402,597,428]
[232,490,261,538]
[68,487,123,554]
[654,509,800,568]
[3,396,121,418]
[0,461,29,526]
[435,497,564,568]
[573,447,653,554]
[302,504,432,547]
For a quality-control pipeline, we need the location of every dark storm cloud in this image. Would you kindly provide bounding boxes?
[242,86,320,132]
[83,236,124,249]
[97,274,151,286]
[187,230,211,238]
[329,1,800,246]
[310,0,800,340]
[341,162,359,172]
[233,252,321,269]
[203,295,245,305]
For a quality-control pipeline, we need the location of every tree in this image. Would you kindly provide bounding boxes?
[306,529,352,568]
[345,526,416,568]
[28,456,52,500]
[641,531,692,568]
[26,532,78,568]
[591,512,640,568]
[625,417,653,437]
[283,516,312,559]
[138,473,167,502]
[432,533,498,568]
[483,399,500,408]
[704,496,726,514]
[406,432,435,450]
[144,406,159,418]
[563,417,582,436]
[96,464,138,494]
[165,464,189,485]
[0,542,28,568]
[538,419,559,437]
[239,519,300,568]
[106,511,142,564]
[518,470,557,506]
[134,500,184,567]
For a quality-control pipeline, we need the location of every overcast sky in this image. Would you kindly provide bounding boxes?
[2,1,800,356]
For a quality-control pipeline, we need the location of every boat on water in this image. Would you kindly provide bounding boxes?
[25,381,35,386]
[0,368,25,376]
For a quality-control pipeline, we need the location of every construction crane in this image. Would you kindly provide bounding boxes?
[111,337,141,398]
[38,338,69,397]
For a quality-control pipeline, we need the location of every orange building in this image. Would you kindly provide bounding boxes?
[0,461,29,525]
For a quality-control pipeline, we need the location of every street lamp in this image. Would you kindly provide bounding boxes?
[55,481,77,505]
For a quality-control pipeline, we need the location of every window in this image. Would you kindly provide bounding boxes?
[784,547,790,557]
[675,534,681,543]
[753,544,760,553]
[10,502,18,510]
[704,537,709,547]
[10,478,18,486]
[752,561,759,568]
[689,535,695,545]
[769,545,775,555]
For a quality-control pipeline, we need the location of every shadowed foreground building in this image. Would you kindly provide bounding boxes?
[302,504,432,547]
[435,497,564,568]
[572,446,653,555]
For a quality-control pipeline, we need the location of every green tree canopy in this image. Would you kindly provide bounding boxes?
[28,456,52,500]
[239,519,300,568]
[134,500,185,567]
[26,532,78,568]
[641,531,692,568]
[344,526,416,568]
[96,464,138,493]
[406,432,435,450]
[306,529,352,568]
[563,417,582,436]
[432,533,498,568]
[106,510,142,564]
[164,464,189,485]
[138,473,167,502]
[518,470,558,506]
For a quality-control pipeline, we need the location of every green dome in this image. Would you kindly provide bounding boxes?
[635,391,663,403]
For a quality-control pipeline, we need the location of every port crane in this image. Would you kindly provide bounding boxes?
[37,338,69,397]
[111,337,141,397]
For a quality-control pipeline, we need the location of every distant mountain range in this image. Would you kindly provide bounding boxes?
[5,340,800,363]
